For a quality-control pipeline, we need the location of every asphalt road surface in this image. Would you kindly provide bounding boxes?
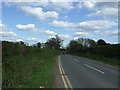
[59,54,118,88]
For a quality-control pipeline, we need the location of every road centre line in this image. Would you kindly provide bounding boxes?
[73,59,79,62]
[61,66,73,89]
[84,64,105,74]
[67,55,79,62]
[58,57,68,89]
[59,56,73,89]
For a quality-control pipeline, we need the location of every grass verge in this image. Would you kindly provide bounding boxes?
[3,48,60,88]
[70,52,119,66]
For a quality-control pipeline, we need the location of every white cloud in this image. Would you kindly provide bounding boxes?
[3,0,120,2]
[16,39,24,42]
[74,32,92,37]
[0,24,18,41]
[103,30,118,37]
[87,8,118,17]
[59,34,71,39]
[16,24,57,36]
[5,1,73,13]
[44,30,57,36]
[82,2,118,10]
[36,29,57,36]
[0,24,5,29]
[50,20,117,31]
[64,16,68,19]
[94,30,100,33]
[49,20,76,28]
[78,20,117,31]
[47,2,73,12]
[16,24,35,30]
[72,31,93,41]
[16,37,42,45]
[0,24,11,31]
[73,36,80,40]
[82,2,118,18]
[0,31,17,38]
[26,37,41,42]
[0,23,12,32]
[76,2,83,9]
[21,6,59,20]
[83,1,95,9]
[65,28,83,31]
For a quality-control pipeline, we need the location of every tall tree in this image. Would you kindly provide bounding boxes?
[97,39,107,46]
[36,42,41,48]
[45,35,63,49]
[67,40,83,52]
[77,38,96,47]
[87,39,96,47]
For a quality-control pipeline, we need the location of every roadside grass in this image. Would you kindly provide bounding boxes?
[2,48,59,88]
[70,52,119,66]
[0,62,1,88]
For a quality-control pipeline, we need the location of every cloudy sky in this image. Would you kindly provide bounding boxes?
[0,1,119,46]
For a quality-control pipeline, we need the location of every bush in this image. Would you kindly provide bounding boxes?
[87,44,120,58]
[2,41,60,88]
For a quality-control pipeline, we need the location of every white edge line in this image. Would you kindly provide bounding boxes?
[84,64,105,74]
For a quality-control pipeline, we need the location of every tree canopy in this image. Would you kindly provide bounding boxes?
[45,35,63,49]
[97,39,107,46]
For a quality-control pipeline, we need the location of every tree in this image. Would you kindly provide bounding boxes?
[41,43,46,48]
[32,44,37,47]
[45,35,63,49]
[36,42,41,48]
[87,39,96,47]
[97,39,107,46]
[19,41,25,46]
[77,38,96,47]
[77,38,84,46]
[67,40,83,52]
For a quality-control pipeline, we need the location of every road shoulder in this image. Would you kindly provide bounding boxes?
[54,56,65,88]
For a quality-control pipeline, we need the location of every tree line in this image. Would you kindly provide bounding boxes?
[67,38,110,52]
[2,35,119,58]
[66,38,119,58]
[20,35,63,49]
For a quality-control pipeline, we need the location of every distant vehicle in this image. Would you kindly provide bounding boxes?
[62,51,67,54]
[62,52,66,54]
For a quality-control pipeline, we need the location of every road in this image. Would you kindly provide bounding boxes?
[58,54,118,88]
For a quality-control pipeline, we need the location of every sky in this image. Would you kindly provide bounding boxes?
[0,1,119,46]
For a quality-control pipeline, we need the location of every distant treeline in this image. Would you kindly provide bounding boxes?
[66,38,120,58]
[2,35,63,60]
[76,44,120,58]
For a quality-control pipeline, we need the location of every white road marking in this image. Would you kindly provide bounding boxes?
[74,59,79,62]
[58,56,68,89]
[61,66,73,89]
[67,55,79,62]
[84,64,105,74]
[58,56,73,89]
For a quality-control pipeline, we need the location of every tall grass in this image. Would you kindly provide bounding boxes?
[2,41,60,88]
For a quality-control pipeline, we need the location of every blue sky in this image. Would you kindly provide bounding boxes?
[1,1,118,46]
